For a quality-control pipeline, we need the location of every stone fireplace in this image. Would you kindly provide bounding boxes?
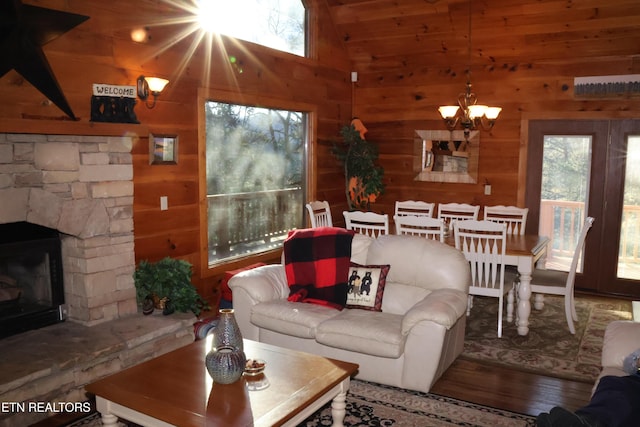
[0,132,138,329]
[0,131,195,427]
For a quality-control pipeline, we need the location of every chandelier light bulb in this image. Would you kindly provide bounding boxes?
[438,106,460,119]
[484,107,502,120]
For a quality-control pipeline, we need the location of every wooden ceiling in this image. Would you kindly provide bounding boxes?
[324,0,640,74]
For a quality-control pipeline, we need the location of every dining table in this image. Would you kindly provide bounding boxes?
[444,233,550,336]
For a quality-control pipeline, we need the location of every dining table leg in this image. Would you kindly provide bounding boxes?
[516,258,533,336]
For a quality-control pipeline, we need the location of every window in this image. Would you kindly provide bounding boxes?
[204,101,307,265]
[197,0,306,57]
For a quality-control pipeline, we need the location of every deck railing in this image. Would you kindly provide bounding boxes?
[540,199,640,268]
[206,188,303,264]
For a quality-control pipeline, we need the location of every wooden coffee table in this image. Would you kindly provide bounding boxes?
[85,338,358,427]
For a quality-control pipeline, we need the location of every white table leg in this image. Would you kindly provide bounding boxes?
[516,267,532,336]
[330,390,347,427]
[100,412,119,427]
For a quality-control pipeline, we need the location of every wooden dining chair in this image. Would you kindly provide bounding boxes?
[484,205,529,235]
[394,214,445,242]
[305,201,333,228]
[527,216,595,334]
[343,211,389,238]
[437,203,480,223]
[395,200,436,218]
[454,219,516,338]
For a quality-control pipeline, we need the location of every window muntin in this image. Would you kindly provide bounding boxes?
[204,101,306,265]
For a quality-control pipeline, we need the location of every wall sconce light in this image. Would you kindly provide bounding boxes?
[137,75,169,109]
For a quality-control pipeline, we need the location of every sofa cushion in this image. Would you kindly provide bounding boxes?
[315,309,405,358]
[345,263,390,311]
[251,299,341,339]
[381,282,430,315]
[284,227,354,309]
[366,234,470,294]
[351,233,373,265]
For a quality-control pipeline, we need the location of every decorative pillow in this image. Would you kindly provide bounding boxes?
[345,262,390,311]
[284,227,355,310]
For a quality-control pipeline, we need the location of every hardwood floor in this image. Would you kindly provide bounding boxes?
[431,358,594,417]
[31,358,593,426]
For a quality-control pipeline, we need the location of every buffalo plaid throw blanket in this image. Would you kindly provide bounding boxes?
[284,227,355,310]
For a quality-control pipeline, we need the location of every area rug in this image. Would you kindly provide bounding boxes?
[62,380,535,427]
[301,380,535,427]
[462,294,633,383]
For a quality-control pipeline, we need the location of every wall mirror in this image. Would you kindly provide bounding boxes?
[413,130,479,184]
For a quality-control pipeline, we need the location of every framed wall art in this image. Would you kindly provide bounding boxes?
[149,133,178,165]
[413,129,479,184]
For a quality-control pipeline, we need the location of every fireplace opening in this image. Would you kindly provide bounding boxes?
[0,222,65,339]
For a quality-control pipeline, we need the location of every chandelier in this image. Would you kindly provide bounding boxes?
[438,1,501,141]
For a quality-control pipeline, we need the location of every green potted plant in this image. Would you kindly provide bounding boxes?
[332,121,385,210]
[133,257,209,316]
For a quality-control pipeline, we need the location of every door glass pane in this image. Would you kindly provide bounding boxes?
[618,135,640,279]
[539,136,591,272]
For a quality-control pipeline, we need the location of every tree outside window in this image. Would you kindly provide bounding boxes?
[204,101,306,264]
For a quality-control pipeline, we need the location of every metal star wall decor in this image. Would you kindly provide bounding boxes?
[0,0,89,120]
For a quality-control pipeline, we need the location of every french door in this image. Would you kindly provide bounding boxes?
[526,119,640,298]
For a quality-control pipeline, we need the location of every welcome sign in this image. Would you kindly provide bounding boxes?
[92,84,136,98]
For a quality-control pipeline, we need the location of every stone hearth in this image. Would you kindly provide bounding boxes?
[0,132,196,427]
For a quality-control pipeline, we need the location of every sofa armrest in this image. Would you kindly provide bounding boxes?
[228,264,289,304]
[227,264,288,341]
[602,320,640,370]
[402,288,468,334]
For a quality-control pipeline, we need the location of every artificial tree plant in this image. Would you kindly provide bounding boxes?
[133,257,209,316]
[333,122,385,210]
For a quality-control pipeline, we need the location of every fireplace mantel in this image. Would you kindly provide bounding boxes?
[0,118,148,137]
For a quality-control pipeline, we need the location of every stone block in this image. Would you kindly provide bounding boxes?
[34,143,79,171]
[116,273,135,291]
[79,164,132,182]
[0,188,28,223]
[80,152,110,165]
[77,142,100,152]
[6,133,46,143]
[83,252,135,275]
[57,199,94,237]
[83,270,117,298]
[14,172,43,187]
[108,152,132,165]
[42,184,71,195]
[0,144,12,163]
[84,241,134,258]
[0,163,34,174]
[80,203,111,239]
[0,174,13,189]
[90,181,133,198]
[26,188,63,229]
[110,218,134,234]
[13,143,34,162]
[42,170,79,184]
[70,182,89,199]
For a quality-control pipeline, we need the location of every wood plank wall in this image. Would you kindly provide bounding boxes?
[0,0,352,309]
[328,0,640,217]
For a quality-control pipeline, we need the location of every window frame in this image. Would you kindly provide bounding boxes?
[197,88,317,277]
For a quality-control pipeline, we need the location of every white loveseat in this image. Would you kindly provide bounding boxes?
[228,233,471,393]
